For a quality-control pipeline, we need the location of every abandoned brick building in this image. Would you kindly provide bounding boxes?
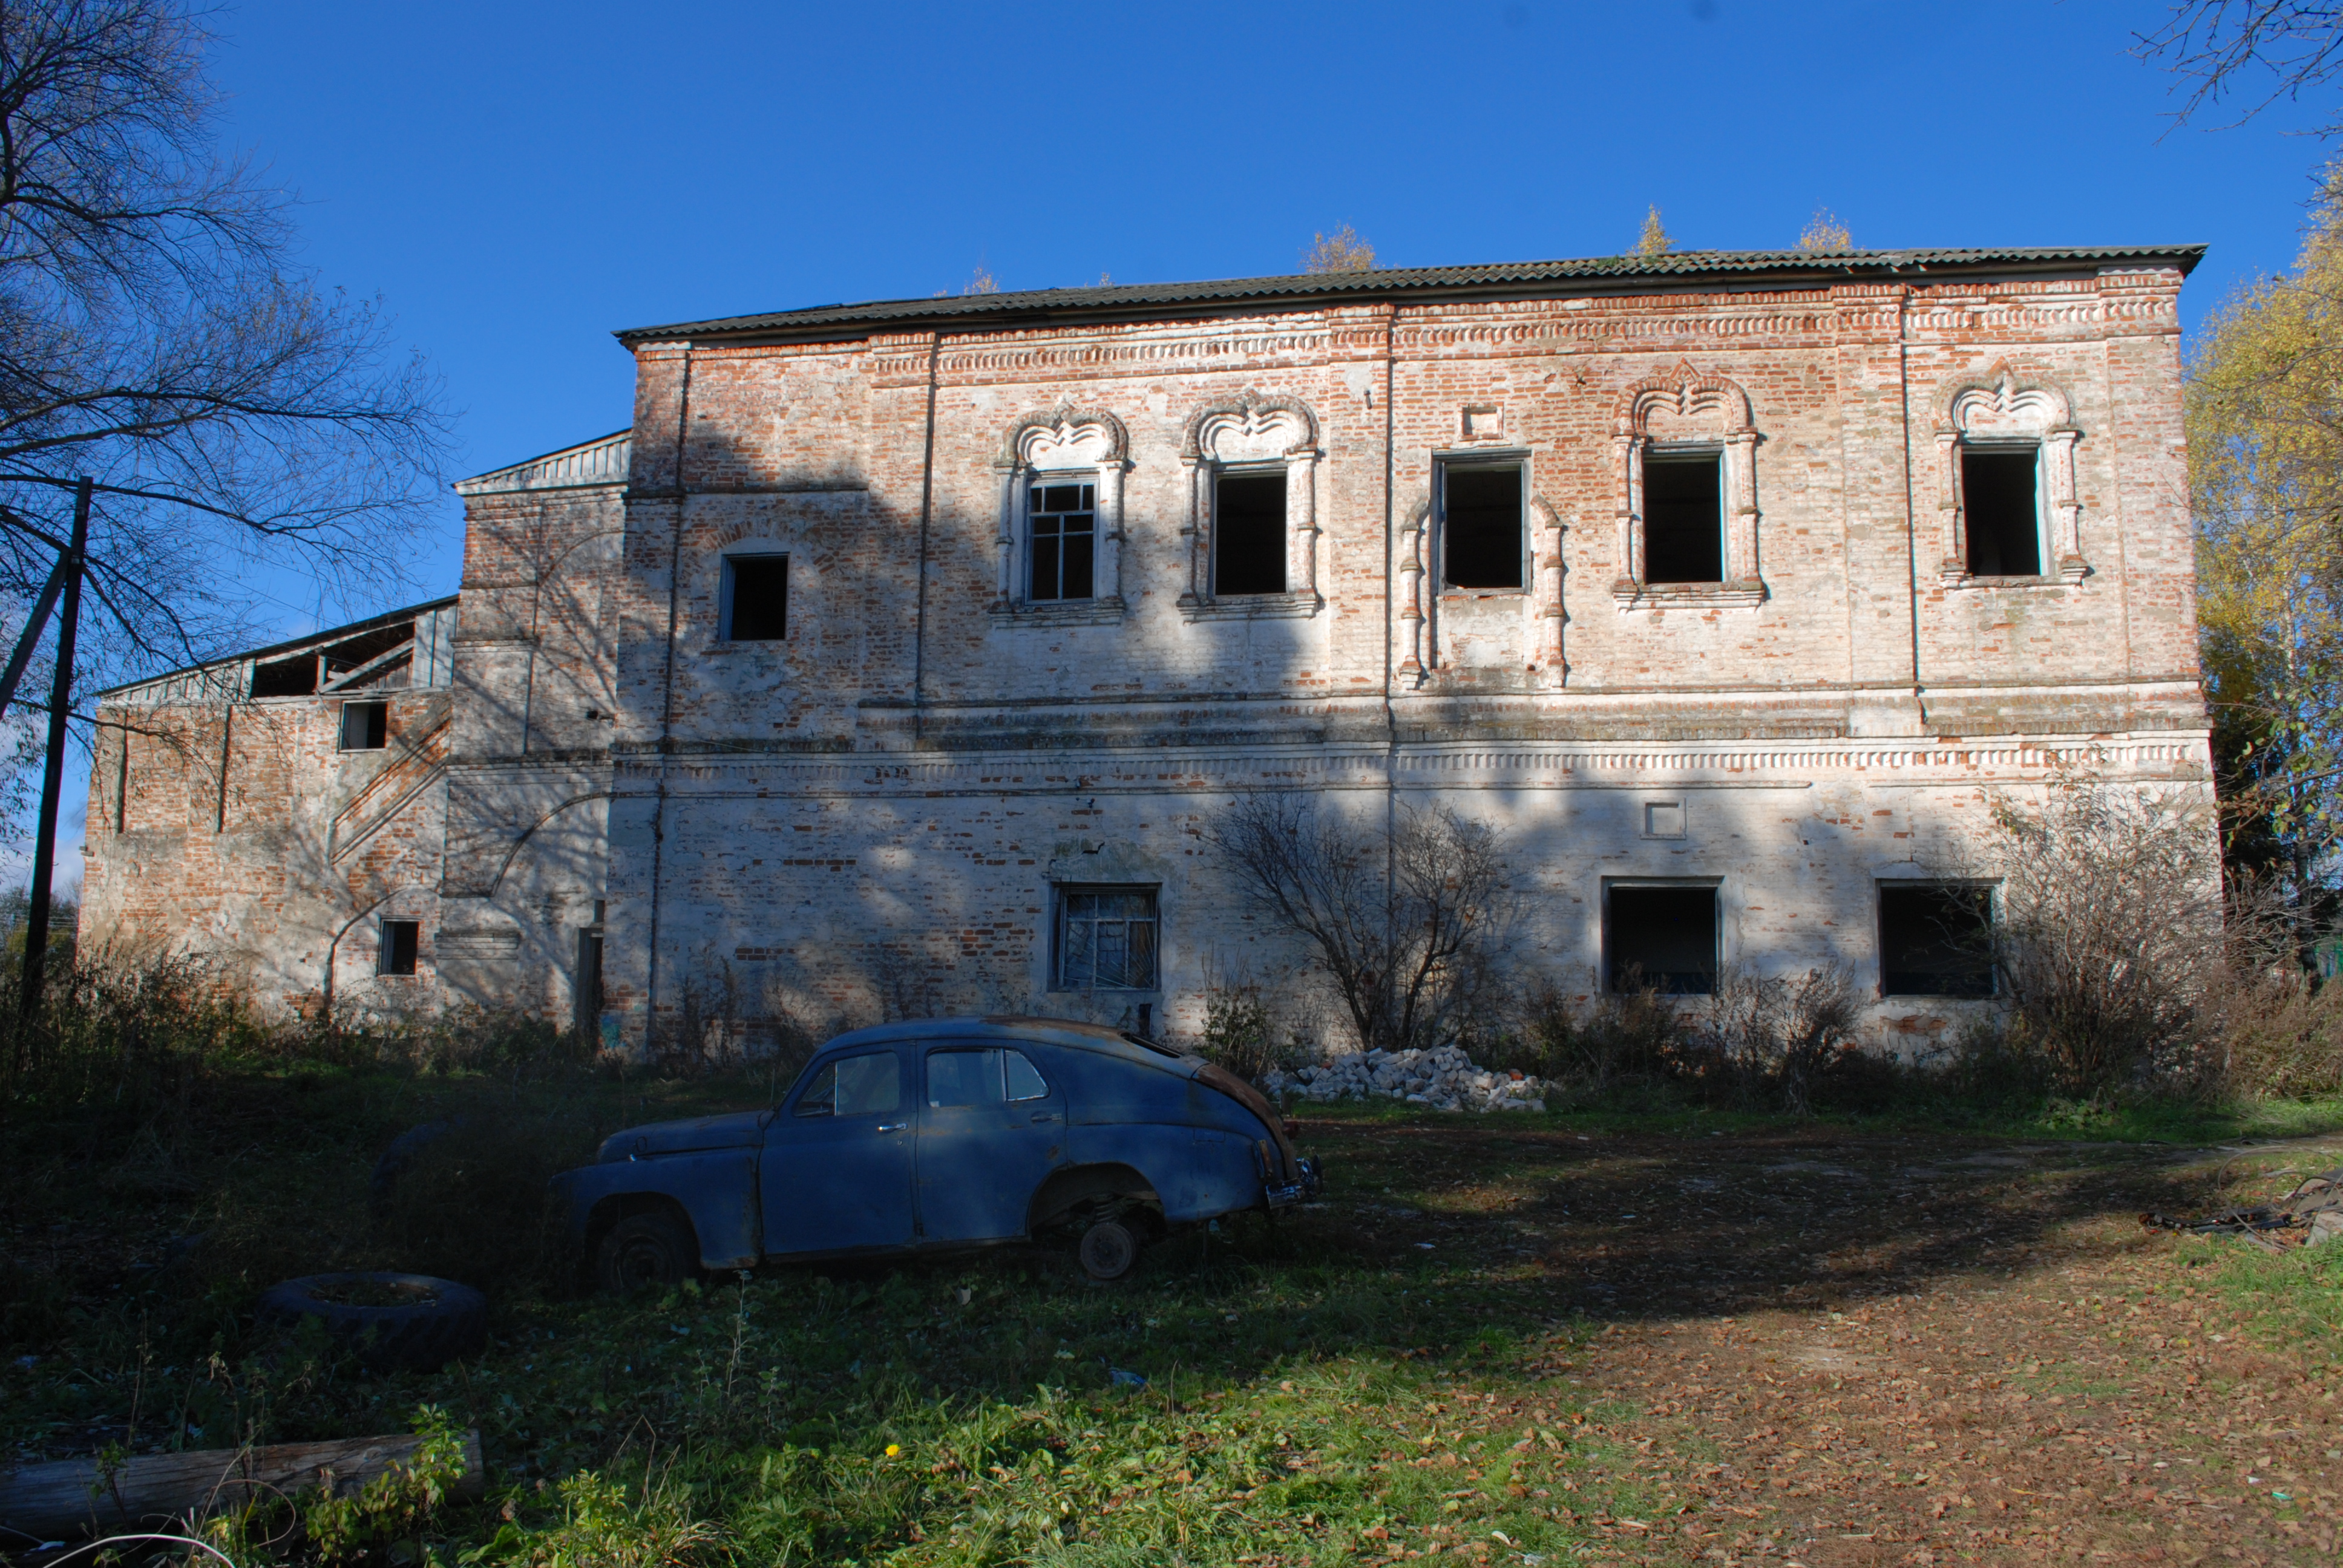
[78,244,2214,1051]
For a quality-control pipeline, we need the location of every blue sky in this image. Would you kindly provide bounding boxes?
[21,0,2339,894]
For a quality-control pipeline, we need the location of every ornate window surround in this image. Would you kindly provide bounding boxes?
[1392,482,1568,688]
[1932,362,2088,588]
[992,401,1130,627]
[1176,391,1322,621]
[1608,361,1765,610]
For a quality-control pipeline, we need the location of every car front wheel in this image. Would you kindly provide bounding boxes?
[1077,1217,1139,1282]
[596,1209,696,1293]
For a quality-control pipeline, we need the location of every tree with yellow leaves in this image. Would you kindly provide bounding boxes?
[1301,225,1376,274]
[1634,206,1673,257]
[2188,161,2343,905]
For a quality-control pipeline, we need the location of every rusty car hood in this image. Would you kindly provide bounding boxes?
[597,1110,771,1163]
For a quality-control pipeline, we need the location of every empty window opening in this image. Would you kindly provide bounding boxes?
[1644,452,1725,583]
[251,653,318,698]
[1962,449,2042,577]
[1030,480,1096,601]
[1055,884,1159,990]
[1607,884,1717,995]
[320,622,414,690]
[1213,471,1286,596]
[1878,884,1994,997]
[1443,465,1524,590]
[339,701,387,751]
[723,554,788,641]
[378,920,419,977]
[574,929,603,1038]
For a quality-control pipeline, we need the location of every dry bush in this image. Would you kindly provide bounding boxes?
[1194,970,1303,1083]
[1978,777,2225,1095]
[1207,794,1510,1055]
[1685,962,1860,1114]
[1512,972,1682,1088]
[2206,957,2343,1098]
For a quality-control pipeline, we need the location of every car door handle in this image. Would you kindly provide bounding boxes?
[1029,1112,1058,1124]
[877,1122,908,1133]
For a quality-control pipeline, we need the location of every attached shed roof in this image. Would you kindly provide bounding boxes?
[95,595,460,701]
[615,244,2206,346]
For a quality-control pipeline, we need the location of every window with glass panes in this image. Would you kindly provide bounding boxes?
[1029,480,1096,601]
[1054,886,1158,990]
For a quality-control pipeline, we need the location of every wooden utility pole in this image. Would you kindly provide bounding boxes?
[21,477,89,1019]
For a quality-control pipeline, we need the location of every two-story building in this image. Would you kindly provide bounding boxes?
[78,244,2214,1050]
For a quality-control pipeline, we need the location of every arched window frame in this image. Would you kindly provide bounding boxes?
[1608,361,1765,610]
[1932,363,2088,587]
[1177,391,1322,621]
[991,401,1130,626]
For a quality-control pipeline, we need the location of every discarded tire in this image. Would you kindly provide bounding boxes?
[257,1273,487,1372]
[1077,1218,1138,1282]
[595,1209,697,1295]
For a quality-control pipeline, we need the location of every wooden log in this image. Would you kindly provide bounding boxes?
[0,1430,483,1543]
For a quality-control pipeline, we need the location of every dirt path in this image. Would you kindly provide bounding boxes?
[1306,1120,2343,1565]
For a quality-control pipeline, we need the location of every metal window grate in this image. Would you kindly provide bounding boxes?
[1056,886,1158,990]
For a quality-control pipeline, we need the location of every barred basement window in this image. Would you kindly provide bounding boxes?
[339,701,387,751]
[1878,883,1995,997]
[1054,885,1158,991]
[1029,480,1096,602]
[378,920,419,976]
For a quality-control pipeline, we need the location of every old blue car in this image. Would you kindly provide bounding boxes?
[549,1016,1321,1290]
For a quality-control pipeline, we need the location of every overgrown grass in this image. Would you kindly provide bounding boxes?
[11,961,2343,1564]
[0,973,1665,1567]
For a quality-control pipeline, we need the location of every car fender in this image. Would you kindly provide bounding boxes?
[550,1151,761,1270]
[1064,1122,1259,1224]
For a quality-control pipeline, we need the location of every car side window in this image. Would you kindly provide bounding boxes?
[792,1063,836,1117]
[928,1049,1001,1108]
[793,1053,899,1118]
[1004,1049,1049,1102]
[837,1053,901,1116]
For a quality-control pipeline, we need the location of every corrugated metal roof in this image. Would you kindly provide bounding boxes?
[616,244,2206,345]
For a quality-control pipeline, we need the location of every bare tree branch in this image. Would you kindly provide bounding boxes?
[0,1,451,767]
[2138,2,2343,133]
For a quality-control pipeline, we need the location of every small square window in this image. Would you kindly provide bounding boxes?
[1644,452,1725,583]
[339,701,387,751]
[1962,449,2042,577]
[1606,884,1716,995]
[1643,801,1686,839]
[1054,884,1158,991]
[1878,883,1995,997]
[1030,480,1096,601]
[723,554,788,641]
[1213,471,1286,596]
[1443,463,1524,590]
[378,920,419,976]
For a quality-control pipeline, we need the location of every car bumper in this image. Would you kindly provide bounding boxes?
[1264,1155,1324,1208]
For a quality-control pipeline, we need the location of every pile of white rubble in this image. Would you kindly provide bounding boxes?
[1261,1044,1548,1113]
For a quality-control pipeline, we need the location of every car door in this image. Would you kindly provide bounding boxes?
[914,1045,1064,1243]
[759,1047,916,1255]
